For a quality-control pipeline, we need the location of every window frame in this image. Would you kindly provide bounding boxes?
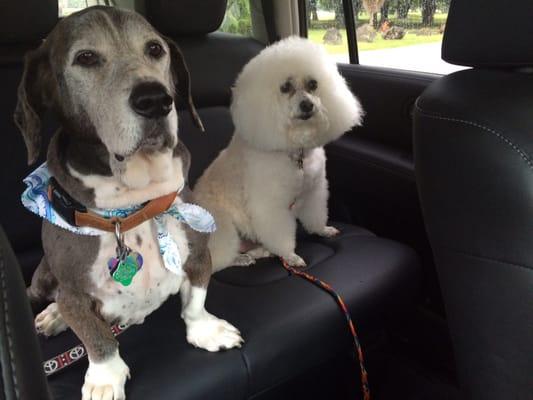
[298,0,359,64]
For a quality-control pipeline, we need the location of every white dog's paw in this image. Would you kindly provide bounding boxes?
[285,253,307,268]
[35,303,68,337]
[233,253,256,266]
[247,247,272,260]
[82,352,130,400]
[186,314,244,352]
[319,226,340,238]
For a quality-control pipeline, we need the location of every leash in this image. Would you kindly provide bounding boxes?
[280,258,371,400]
[42,324,129,376]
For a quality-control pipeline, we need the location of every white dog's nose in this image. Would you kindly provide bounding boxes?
[299,99,314,114]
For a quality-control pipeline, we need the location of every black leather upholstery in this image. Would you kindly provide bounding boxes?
[0,226,51,400]
[414,55,533,400]
[176,33,265,108]
[0,0,57,44]
[146,0,228,36]
[443,0,533,68]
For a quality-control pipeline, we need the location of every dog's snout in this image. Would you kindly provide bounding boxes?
[299,99,314,114]
[130,82,173,119]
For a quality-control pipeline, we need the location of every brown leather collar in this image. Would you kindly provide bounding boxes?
[75,192,178,233]
[48,181,177,233]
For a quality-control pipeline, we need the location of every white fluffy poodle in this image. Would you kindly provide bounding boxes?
[194,36,363,271]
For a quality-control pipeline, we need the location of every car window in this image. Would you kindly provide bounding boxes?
[218,0,253,36]
[58,0,115,17]
[305,0,467,74]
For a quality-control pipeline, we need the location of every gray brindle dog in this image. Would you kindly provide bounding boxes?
[14,6,243,400]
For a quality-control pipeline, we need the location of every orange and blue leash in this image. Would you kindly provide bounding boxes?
[281,258,371,400]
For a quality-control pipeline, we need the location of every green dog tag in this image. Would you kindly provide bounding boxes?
[112,254,140,286]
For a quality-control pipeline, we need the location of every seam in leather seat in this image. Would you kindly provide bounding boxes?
[0,250,20,399]
[437,245,533,272]
[415,106,533,170]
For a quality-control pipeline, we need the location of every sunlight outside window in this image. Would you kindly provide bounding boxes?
[306,0,466,74]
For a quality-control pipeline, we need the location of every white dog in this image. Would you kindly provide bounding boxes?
[194,36,363,271]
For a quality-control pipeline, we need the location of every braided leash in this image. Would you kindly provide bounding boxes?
[280,258,370,400]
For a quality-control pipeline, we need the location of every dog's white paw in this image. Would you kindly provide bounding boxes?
[285,253,307,268]
[82,352,130,400]
[233,253,256,266]
[186,313,244,352]
[247,247,272,260]
[319,226,340,238]
[35,303,68,337]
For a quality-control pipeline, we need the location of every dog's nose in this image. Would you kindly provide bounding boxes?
[299,99,314,114]
[129,82,173,119]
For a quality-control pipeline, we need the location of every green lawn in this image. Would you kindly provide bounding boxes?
[308,29,443,54]
[307,10,446,54]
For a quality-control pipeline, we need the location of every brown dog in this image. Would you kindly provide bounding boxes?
[15,6,242,400]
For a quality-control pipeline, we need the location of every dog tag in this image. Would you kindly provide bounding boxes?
[110,253,143,286]
[107,222,143,286]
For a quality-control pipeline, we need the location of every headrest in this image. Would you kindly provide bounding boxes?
[0,0,58,44]
[146,0,228,36]
[443,0,533,68]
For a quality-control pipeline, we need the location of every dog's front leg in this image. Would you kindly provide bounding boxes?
[181,230,243,351]
[296,170,339,238]
[56,288,130,400]
[249,198,306,267]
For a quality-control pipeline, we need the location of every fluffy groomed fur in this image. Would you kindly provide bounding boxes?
[194,36,363,271]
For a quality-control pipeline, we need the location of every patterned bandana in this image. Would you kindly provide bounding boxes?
[21,163,216,275]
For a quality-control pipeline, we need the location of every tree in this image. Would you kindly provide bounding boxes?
[362,0,385,28]
[396,0,412,19]
[309,0,319,21]
[421,0,436,25]
[353,0,362,18]
[380,0,390,25]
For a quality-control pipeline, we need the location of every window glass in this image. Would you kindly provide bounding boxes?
[306,0,466,74]
[219,0,253,36]
[307,1,351,63]
[58,0,114,17]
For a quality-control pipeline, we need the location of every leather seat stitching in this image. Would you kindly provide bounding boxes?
[438,245,533,271]
[0,249,20,399]
[415,107,533,170]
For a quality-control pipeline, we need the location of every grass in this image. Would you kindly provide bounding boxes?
[308,29,443,54]
[307,11,446,54]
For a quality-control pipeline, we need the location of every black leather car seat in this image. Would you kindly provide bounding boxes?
[414,1,533,399]
[0,1,421,399]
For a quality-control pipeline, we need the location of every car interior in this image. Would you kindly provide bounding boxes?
[0,0,531,399]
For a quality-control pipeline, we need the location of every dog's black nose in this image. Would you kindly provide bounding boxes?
[299,99,314,114]
[130,82,173,119]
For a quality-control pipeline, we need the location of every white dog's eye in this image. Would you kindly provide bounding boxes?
[307,79,318,92]
[280,81,293,94]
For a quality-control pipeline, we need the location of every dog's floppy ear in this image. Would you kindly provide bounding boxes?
[14,44,55,164]
[164,36,204,132]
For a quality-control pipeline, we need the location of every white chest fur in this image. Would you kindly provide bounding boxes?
[90,214,189,326]
[245,146,326,205]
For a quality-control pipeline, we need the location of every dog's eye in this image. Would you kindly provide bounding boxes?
[147,41,164,59]
[74,51,99,67]
[307,79,318,92]
[280,81,293,94]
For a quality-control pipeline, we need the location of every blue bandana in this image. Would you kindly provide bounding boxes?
[21,163,216,275]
